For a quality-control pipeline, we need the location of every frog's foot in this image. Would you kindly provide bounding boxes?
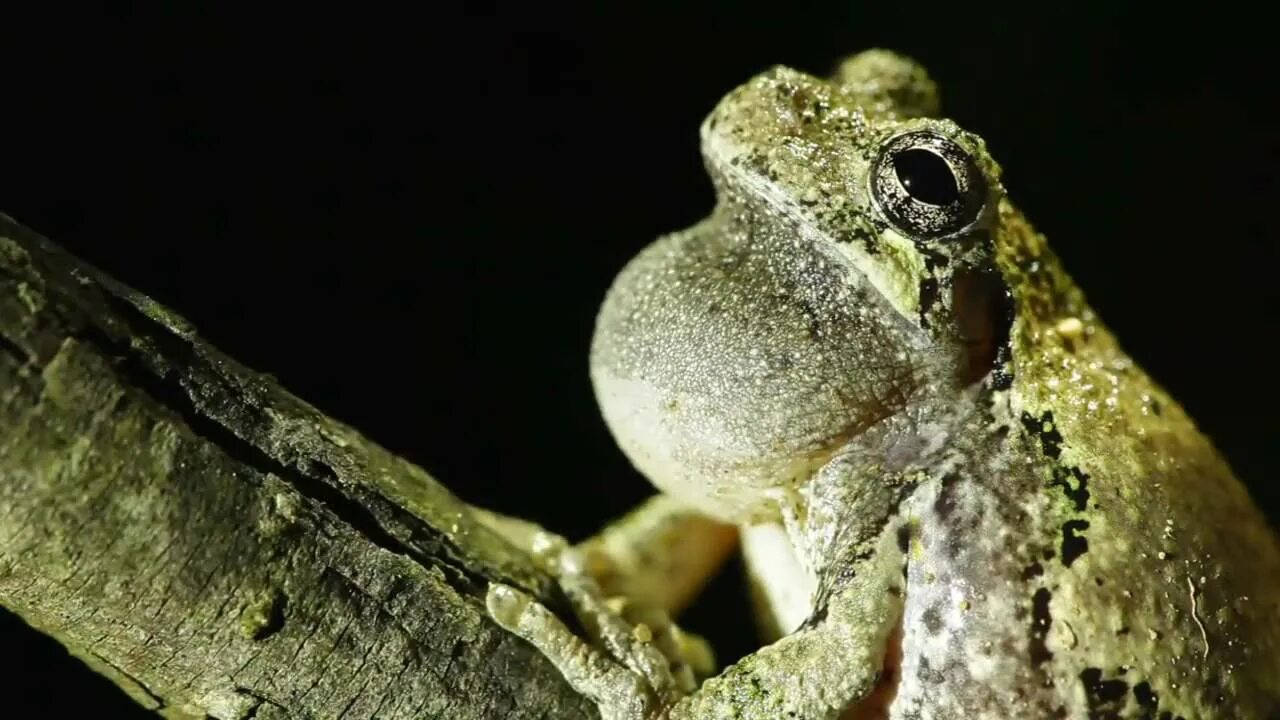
[486,542,705,720]
[608,592,715,688]
[488,581,667,720]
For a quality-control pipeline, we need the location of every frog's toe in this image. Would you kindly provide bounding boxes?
[484,581,531,626]
[612,596,714,693]
[555,547,685,700]
[485,581,658,720]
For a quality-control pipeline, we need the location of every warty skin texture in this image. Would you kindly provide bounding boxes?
[585,49,1280,719]
[481,49,1280,717]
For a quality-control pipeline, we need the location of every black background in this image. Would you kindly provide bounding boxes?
[1,4,1276,716]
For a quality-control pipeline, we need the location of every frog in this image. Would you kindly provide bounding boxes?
[477,49,1280,719]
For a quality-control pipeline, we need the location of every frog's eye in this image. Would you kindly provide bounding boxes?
[871,130,987,239]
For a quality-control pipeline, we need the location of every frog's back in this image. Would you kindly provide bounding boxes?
[934,200,1280,718]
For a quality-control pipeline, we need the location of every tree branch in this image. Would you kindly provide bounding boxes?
[0,213,598,719]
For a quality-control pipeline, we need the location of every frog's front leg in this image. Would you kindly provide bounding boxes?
[676,576,903,720]
[489,532,903,720]
[469,494,736,617]
[474,495,735,710]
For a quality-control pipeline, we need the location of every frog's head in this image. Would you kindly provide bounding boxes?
[699,51,1016,375]
[590,51,1021,524]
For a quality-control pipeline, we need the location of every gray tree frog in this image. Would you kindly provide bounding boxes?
[478,49,1280,719]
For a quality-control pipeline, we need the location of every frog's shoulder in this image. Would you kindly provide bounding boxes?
[992,199,1280,716]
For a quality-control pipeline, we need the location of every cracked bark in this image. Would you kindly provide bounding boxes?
[0,212,599,720]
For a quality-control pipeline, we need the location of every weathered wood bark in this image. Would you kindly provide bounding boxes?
[0,212,598,719]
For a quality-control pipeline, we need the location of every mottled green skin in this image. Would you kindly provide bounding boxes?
[497,50,1280,719]
[981,199,1280,716]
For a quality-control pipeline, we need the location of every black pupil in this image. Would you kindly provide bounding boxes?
[893,148,960,206]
